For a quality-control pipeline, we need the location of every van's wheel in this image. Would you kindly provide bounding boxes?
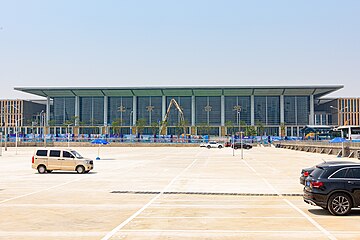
[218,145,223,149]
[328,193,352,216]
[76,165,85,174]
[207,145,211,149]
[37,165,47,174]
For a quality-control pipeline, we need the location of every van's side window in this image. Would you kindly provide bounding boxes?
[36,150,48,156]
[49,150,61,157]
[63,151,74,158]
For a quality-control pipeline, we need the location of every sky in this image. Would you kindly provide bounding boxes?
[0,0,359,99]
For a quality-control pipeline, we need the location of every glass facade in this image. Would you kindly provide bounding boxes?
[254,96,280,125]
[225,96,251,125]
[195,96,221,125]
[40,89,324,136]
[137,96,162,125]
[108,97,133,126]
[52,97,75,125]
[79,97,104,125]
[284,96,309,125]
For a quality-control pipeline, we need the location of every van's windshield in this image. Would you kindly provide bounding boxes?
[71,151,83,159]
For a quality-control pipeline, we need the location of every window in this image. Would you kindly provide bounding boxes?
[36,150,48,157]
[49,150,61,158]
[346,168,360,179]
[330,169,347,179]
[63,151,74,158]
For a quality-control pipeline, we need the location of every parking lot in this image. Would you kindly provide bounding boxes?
[0,146,359,240]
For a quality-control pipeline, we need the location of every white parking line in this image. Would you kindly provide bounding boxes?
[0,175,91,205]
[101,157,200,240]
[241,159,337,240]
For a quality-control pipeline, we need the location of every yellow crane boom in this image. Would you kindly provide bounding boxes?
[160,98,186,135]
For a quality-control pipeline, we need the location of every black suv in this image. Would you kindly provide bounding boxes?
[303,161,360,215]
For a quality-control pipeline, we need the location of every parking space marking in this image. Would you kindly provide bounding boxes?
[101,157,200,240]
[136,216,305,219]
[0,175,91,205]
[241,159,337,240]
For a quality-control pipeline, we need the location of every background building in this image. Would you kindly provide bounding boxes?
[15,86,343,137]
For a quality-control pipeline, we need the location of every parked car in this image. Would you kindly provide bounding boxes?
[231,142,252,150]
[200,141,224,149]
[32,148,94,174]
[224,142,232,147]
[300,161,354,185]
[303,161,360,215]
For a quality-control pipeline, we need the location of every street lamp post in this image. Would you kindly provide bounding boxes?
[129,111,133,142]
[330,105,348,157]
[237,110,243,159]
[67,124,73,148]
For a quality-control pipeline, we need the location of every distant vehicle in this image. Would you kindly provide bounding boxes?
[231,142,252,150]
[303,161,360,215]
[334,125,360,141]
[200,141,224,149]
[224,142,231,147]
[32,149,93,174]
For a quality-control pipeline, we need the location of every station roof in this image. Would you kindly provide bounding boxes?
[15,85,343,98]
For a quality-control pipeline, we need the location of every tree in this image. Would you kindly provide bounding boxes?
[48,120,56,126]
[197,122,210,135]
[255,120,265,137]
[136,118,147,135]
[150,121,159,135]
[111,118,123,134]
[245,126,257,136]
[175,119,188,136]
[280,122,286,137]
[225,120,234,135]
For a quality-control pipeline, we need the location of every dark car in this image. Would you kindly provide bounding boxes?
[224,142,232,147]
[300,161,355,185]
[232,142,252,150]
[303,161,360,215]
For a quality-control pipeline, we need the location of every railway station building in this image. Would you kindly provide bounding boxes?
[14,86,343,137]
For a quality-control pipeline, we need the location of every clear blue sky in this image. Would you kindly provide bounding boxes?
[1,0,359,99]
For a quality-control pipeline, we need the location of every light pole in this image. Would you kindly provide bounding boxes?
[237,109,243,159]
[67,124,73,148]
[330,105,348,157]
[129,111,133,142]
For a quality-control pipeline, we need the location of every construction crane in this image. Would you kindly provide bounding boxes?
[160,98,186,135]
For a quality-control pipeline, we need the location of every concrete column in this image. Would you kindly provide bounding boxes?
[309,95,315,125]
[75,96,80,126]
[132,96,137,126]
[280,95,284,124]
[251,95,255,125]
[46,96,50,126]
[220,95,225,126]
[191,96,195,126]
[162,96,166,119]
[104,96,108,126]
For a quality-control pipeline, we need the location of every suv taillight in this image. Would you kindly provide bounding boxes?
[311,181,324,188]
[303,171,309,177]
[32,156,34,164]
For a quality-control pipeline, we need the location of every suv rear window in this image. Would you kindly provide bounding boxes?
[36,150,48,157]
[310,167,325,179]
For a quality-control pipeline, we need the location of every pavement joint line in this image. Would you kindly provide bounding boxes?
[110,190,302,196]
[136,216,306,219]
[117,230,326,233]
[0,175,92,205]
[241,159,337,240]
[101,155,201,240]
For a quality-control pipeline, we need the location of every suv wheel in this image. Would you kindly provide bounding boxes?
[218,145,223,149]
[76,165,85,174]
[207,145,211,149]
[328,193,352,216]
[37,165,47,174]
